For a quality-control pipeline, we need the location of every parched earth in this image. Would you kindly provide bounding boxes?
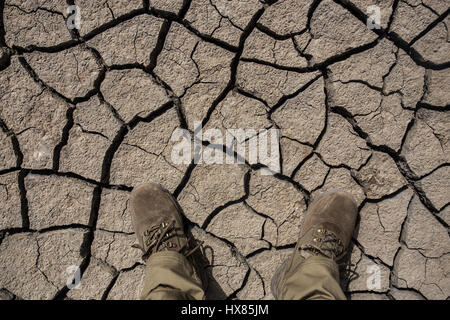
[0,0,449,300]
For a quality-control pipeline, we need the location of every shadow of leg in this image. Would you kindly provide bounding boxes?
[340,214,361,299]
[185,227,228,300]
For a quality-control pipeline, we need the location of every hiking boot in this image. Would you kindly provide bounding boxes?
[130,183,202,262]
[271,191,358,299]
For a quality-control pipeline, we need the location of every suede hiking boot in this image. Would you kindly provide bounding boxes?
[130,183,202,263]
[271,191,358,299]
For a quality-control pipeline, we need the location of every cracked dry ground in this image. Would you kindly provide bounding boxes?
[0,0,449,301]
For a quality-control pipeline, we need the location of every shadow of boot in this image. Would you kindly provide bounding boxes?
[185,225,227,300]
[340,215,361,299]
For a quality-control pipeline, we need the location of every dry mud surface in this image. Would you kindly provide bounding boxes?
[0,0,449,300]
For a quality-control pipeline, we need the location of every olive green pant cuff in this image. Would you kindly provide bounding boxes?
[280,255,346,300]
[140,251,205,300]
[141,252,345,300]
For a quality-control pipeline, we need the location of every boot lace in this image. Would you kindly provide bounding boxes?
[133,220,202,261]
[300,228,345,260]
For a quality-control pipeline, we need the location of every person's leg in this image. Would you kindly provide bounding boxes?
[274,252,346,300]
[272,191,357,300]
[130,183,205,300]
[140,251,204,300]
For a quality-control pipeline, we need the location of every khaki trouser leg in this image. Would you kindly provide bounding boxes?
[140,251,205,300]
[279,255,346,300]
